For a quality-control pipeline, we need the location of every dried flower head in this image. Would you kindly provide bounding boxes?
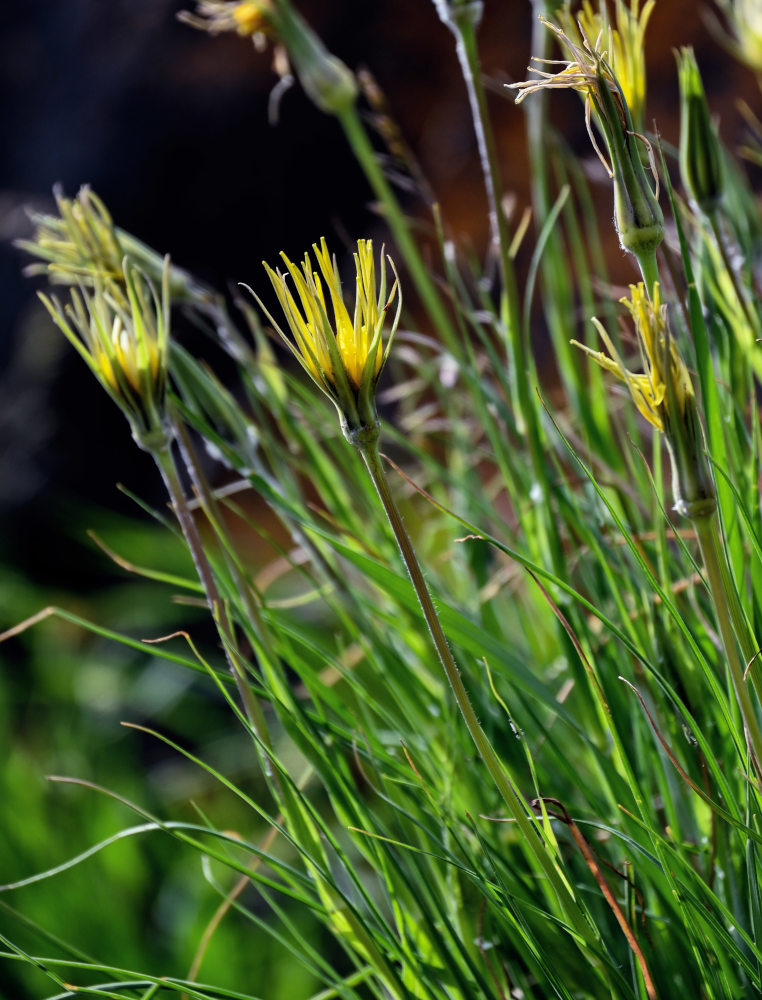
[252,238,401,439]
[180,0,357,114]
[39,259,171,450]
[557,0,654,131]
[510,13,663,259]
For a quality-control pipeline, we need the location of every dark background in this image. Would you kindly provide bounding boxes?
[0,0,754,599]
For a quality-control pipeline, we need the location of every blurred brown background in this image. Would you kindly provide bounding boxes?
[0,0,758,596]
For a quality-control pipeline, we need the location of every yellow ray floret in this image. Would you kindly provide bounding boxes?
[572,283,692,432]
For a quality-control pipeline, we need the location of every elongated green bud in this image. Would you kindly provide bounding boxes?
[273,2,357,115]
[677,47,724,214]
[595,65,664,257]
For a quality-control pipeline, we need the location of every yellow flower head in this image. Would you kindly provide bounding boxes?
[178,0,273,42]
[253,238,401,436]
[572,283,692,432]
[39,258,171,449]
[21,187,126,291]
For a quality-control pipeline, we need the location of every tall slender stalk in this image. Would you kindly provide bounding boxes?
[151,440,272,756]
[441,3,565,578]
[356,433,597,950]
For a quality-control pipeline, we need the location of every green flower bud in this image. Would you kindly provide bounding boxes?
[594,65,664,257]
[274,2,358,114]
[678,47,724,214]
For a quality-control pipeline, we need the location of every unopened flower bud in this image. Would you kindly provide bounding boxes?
[595,66,664,256]
[678,47,724,215]
[275,3,357,114]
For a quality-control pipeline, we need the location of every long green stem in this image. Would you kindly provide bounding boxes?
[635,247,660,302]
[445,9,517,305]
[358,436,595,947]
[152,442,272,755]
[693,512,762,773]
[443,9,566,578]
[336,106,459,352]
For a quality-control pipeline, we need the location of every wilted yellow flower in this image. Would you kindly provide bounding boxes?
[573,284,714,515]
[39,259,171,449]
[557,0,654,131]
[511,13,663,262]
[253,238,401,437]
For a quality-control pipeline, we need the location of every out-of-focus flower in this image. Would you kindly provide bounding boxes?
[179,0,357,115]
[39,259,171,450]
[510,14,663,260]
[573,284,714,515]
[177,0,274,47]
[253,238,401,438]
[710,0,762,73]
[19,186,205,307]
[678,47,725,214]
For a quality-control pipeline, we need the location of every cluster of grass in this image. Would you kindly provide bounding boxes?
[4,1,762,998]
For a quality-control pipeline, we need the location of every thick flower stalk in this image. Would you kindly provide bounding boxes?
[254,237,595,941]
[31,204,271,751]
[254,238,401,442]
[511,13,663,288]
[39,259,171,451]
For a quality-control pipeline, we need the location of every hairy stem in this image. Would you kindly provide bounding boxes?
[152,442,272,756]
[358,435,596,946]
